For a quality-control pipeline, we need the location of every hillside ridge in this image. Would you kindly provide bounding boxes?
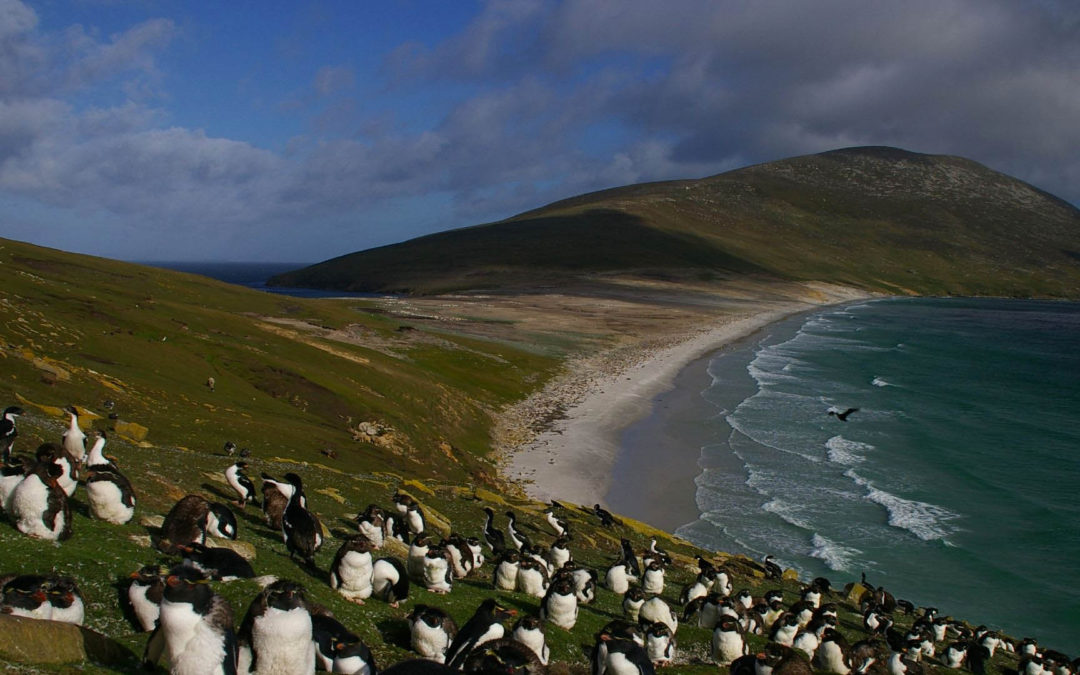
[269,146,1080,298]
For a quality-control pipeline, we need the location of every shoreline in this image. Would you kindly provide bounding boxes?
[500,286,872,511]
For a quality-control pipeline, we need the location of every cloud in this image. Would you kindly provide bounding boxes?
[1,0,1079,262]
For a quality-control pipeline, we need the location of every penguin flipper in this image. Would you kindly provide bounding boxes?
[142,623,165,668]
[222,627,239,675]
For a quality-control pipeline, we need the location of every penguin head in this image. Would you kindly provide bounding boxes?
[206,503,238,540]
[2,575,50,609]
[45,576,81,609]
[3,406,23,418]
[284,473,304,490]
[163,566,213,607]
[718,615,741,632]
[515,615,543,632]
[646,621,671,639]
[263,580,309,612]
[130,565,166,586]
[624,585,645,602]
[477,597,516,622]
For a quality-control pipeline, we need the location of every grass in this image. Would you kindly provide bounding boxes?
[271,146,1080,299]
[0,237,1056,672]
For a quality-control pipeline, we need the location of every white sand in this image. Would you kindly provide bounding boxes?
[502,289,871,508]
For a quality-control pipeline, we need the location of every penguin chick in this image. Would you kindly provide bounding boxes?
[462,638,546,675]
[372,557,410,608]
[540,576,578,630]
[407,604,458,663]
[511,615,550,665]
[712,614,748,666]
[330,536,375,604]
[644,621,676,666]
[237,579,314,675]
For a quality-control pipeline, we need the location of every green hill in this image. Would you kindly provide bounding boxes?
[270,146,1080,298]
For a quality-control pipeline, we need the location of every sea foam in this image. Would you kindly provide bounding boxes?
[845,470,960,542]
[825,436,871,465]
[810,533,861,572]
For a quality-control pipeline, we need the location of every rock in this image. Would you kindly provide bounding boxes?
[845,582,870,606]
[401,480,435,497]
[0,615,136,666]
[140,515,164,529]
[113,420,149,441]
[782,568,800,581]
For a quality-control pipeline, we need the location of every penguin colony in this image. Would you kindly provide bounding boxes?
[1,404,1076,674]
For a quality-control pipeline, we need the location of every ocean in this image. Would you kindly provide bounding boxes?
[671,297,1080,652]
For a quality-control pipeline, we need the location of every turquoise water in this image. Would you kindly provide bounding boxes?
[675,298,1080,653]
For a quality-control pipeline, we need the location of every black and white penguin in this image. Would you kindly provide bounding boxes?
[443,533,476,579]
[505,510,531,551]
[641,560,665,595]
[595,635,656,675]
[565,563,597,604]
[178,542,255,580]
[619,538,641,578]
[157,495,237,553]
[543,506,568,537]
[711,614,748,666]
[311,612,361,673]
[0,405,23,464]
[544,535,572,570]
[281,472,322,568]
[237,579,315,675]
[813,627,851,674]
[639,596,678,635]
[462,638,546,674]
[623,585,646,622]
[594,503,620,528]
[793,627,821,660]
[0,574,53,620]
[124,565,165,632]
[644,621,676,667]
[355,504,386,549]
[605,560,634,594]
[511,615,550,665]
[61,405,86,465]
[407,604,458,663]
[405,501,426,538]
[515,557,550,598]
[223,441,237,456]
[482,506,506,553]
[942,641,967,669]
[224,461,258,508]
[10,450,71,541]
[141,565,237,674]
[372,556,410,608]
[492,549,520,591]
[592,621,646,675]
[84,434,136,525]
[540,575,578,630]
[763,554,784,580]
[332,637,378,675]
[392,492,418,515]
[407,533,433,579]
[466,537,485,573]
[770,612,802,646]
[422,546,453,594]
[45,575,84,625]
[445,598,517,669]
[0,453,31,514]
[330,536,376,604]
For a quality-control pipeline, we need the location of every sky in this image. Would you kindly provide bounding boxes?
[1,0,1078,263]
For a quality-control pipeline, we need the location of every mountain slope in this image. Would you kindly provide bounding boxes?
[270,146,1080,297]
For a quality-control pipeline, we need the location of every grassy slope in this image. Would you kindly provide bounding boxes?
[270,147,1080,298]
[0,238,1051,673]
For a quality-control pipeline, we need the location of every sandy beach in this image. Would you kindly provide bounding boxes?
[500,285,871,514]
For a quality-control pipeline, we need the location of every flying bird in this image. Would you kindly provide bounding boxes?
[828,407,859,422]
